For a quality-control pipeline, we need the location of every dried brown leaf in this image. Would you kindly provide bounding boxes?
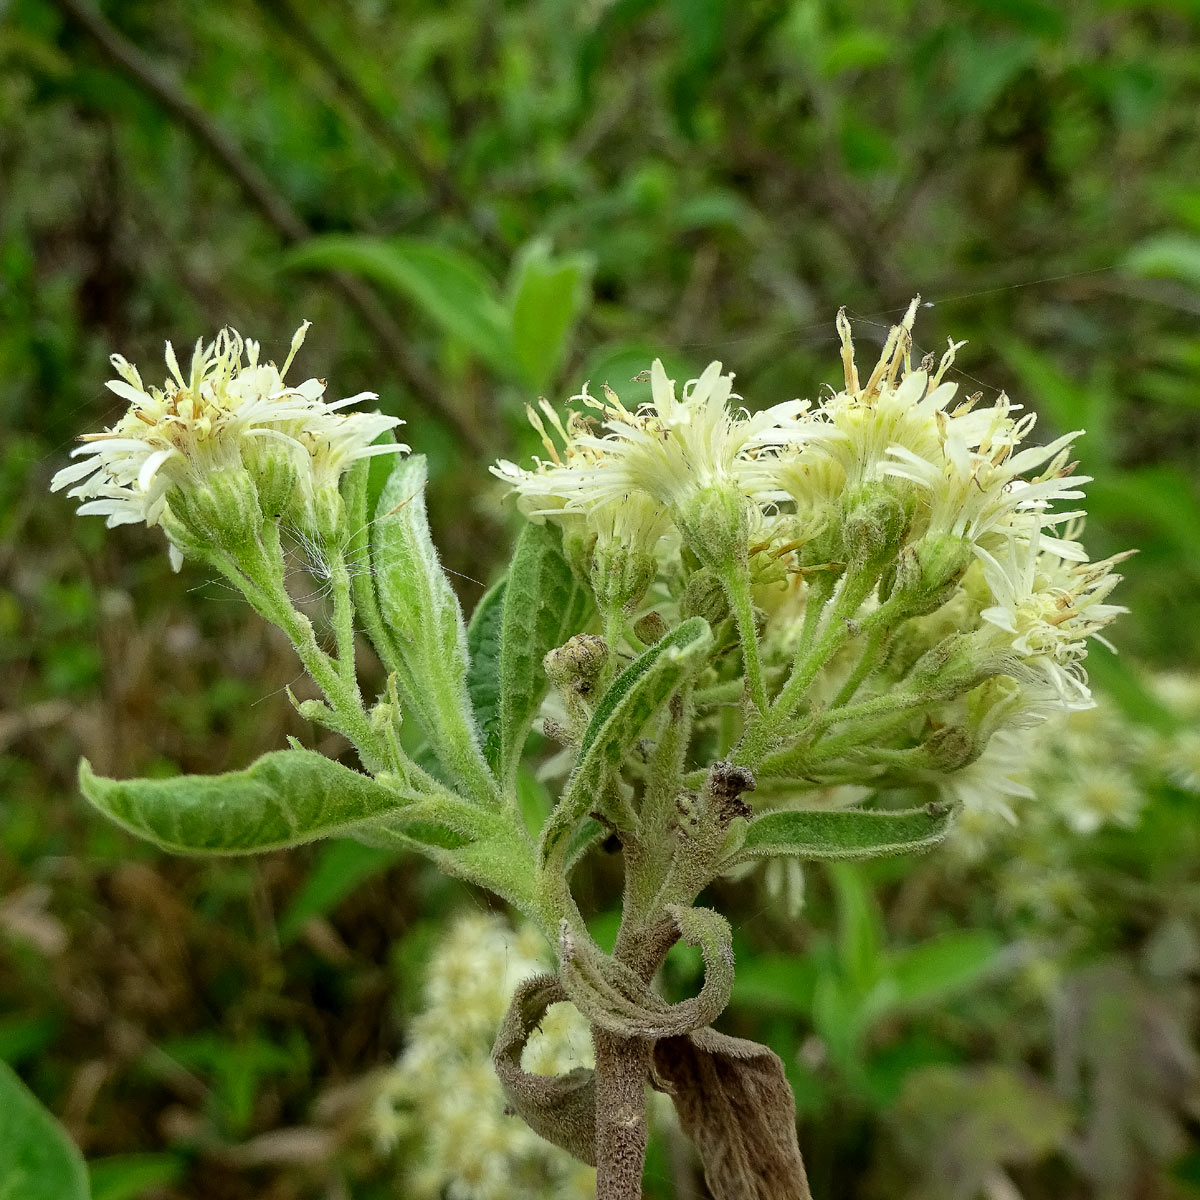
[653,1027,811,1200]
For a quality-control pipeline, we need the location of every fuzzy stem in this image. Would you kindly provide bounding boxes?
[724,563,767,713]
[211,535,386,771]
[592,1027,653,1200]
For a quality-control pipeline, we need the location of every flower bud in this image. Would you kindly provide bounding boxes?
[633,610,669,645]
[674,483,747,571]
[544,634,609,697]
[681,569,731,626]
[166,466,263,553]
[889,533,974,614]
[591,541,656,616]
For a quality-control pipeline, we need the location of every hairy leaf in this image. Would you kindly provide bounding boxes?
[497,521,591,783]
[466,577,507,761]
[733,803,955,864]
[372,455,496,803]
[0,1061,89,1200]
[558,905,733,1038]
[78,748,422,854]
[79,750,417,855]
[491,974,596,1166]
[284,236,513,374]
[653,1027,811,1200]
[540,617,713,868]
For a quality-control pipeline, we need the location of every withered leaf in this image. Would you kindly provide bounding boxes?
[491,973,597,1166]
[653,1026,812,1200]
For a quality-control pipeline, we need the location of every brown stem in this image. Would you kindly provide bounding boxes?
[592,1026,652,1200]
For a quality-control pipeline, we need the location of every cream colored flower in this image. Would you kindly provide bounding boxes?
[494,362,804,541]
[51,323,406,564]
[974,530,1129,707]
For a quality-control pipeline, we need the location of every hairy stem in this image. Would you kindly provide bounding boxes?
[724,565,767,713]
[592,1027,653,1200]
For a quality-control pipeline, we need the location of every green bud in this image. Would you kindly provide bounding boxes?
[906,634,1000,701]
[633,610,669,645]
[544,633,609,696]
[681,569,731,626]
[893,534,973,606]
[591,541,656,615]
[674,484,747,572]
[166,466,263,554]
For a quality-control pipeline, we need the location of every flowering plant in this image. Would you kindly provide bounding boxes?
[53,302,1126,1199]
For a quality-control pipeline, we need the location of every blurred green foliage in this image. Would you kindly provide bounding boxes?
[2,0,1199,1196]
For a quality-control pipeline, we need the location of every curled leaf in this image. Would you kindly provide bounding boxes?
[558,906,734,1039]
[491,973,597,1166]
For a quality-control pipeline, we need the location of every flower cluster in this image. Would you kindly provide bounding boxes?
[370,914,595,1200]
[495,300,1128,807]
[51,324,406,567]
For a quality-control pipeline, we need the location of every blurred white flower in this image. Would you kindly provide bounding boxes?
[370,913,595,1200]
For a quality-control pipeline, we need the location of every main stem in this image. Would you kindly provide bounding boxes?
[592,1027,653,1200]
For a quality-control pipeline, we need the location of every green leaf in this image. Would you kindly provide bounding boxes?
[829,863,884,996]
[371,455,497,803]
[89,1154,184,1200]
[1124,233,1200,293]
[508,239,592,389]
[283,236,514,374]
[888,930,1006,1010]
[497,521,591,783]
[276,838,398,944]
[540,617,713,868]
[0,1061,89,1200]
[734,804,955,864]
[78,749,417,855]
[466,577,507,764]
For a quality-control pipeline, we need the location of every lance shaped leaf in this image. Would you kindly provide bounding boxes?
[0,1062,89,1200]
[730,803,955,866]
[653,1027,812,1200]
[78,750,428,855]
[466,576,506,761]
[371,455,496,803]
[508,238,593,389]
[491,973,596,1166]
[496,521,591,783]
[284,236,514,375]
[342,435,403,677]
[540,617,712,869]
[558,905,733,1039]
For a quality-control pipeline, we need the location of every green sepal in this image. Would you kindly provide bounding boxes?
[539,617,713,870]
[0,1062,89,1200]
[78,750,421,855]
[369,455,497,804]
[729,802,956,866]
[496,521,592,783]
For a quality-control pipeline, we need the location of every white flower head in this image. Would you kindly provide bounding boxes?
[51,323,407,565]
[493,362,806,564]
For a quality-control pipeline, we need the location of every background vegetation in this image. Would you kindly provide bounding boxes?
[3,0,1200,1196]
